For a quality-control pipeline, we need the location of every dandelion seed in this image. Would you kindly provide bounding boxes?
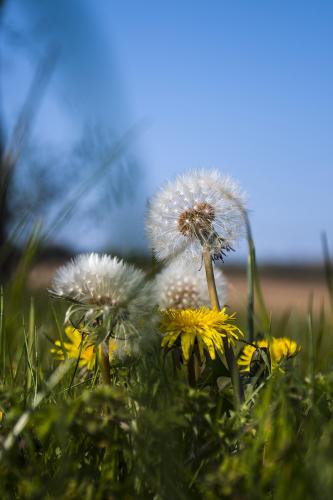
[146,169,246,262]
[51,253,147,306]
[160,307,243,364]
[155,257,227,309]
[50,253,155,350]
[238,337,300,373]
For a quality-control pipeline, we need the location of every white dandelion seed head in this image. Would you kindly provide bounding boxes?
[146,169,247,263]
[51,253,147,306]
[51,253,157,353]
[154,257,228,310]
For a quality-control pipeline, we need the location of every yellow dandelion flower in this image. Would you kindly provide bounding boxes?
[51,326,117,371]
[238,336,300,373]
[270,337,299,362]
[160,307,243,364]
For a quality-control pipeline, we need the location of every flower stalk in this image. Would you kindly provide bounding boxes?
[99,339,111,385]
[203,245,244,408]
[187,355,196,388]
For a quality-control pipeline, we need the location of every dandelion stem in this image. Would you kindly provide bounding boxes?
[203,245,244,408]
[99,339,111,385]
[187,356,196,388]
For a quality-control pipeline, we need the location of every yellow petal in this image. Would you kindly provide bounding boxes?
[180,331,195,363]
[201,334,216,360]
[161,331,180,348]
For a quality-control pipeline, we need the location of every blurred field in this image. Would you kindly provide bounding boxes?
[226,264,329,313]
[27,257,329,313]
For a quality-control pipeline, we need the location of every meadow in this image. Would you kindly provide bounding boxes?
[0,171,333,500]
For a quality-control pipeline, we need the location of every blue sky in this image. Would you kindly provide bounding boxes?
[3,1,333,261]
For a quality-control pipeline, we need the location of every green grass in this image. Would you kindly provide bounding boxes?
[0,243,333,499]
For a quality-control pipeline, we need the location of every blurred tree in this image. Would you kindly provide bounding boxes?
[0,0,141,278]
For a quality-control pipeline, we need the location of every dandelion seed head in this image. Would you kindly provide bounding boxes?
[154,257,227,309]
[146,169,247,262]
[51,253,148,307]
[50,253,156,345]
